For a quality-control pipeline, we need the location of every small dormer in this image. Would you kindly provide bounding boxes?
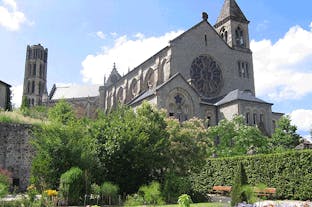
[214,0,250,50]
[105,63,122,86]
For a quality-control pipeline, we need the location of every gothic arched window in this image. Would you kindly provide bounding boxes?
[117,87,124,103]
[235,27,244,47]
[31,81,35,93]
[130,78,139,99]
[220,27,228,43]
[27,81,30,93]
[144,69,155,89]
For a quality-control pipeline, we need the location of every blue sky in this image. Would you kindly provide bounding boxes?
[1,0,312,138]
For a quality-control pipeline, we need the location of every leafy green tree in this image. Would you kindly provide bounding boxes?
[92,103,170,194]
[231,162,248,206]
[31,102,98,190]
[59,167,84,205]
[100,182,119,205]
[166,118,211,175]
[138,181,164,205]
[208,115,269,157]
[270,115,301,151]
[48,99,76,125]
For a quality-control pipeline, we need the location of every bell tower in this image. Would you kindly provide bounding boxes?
[214,0,250,51]
[22,44,48,107]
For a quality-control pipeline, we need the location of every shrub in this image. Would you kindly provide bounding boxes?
[192,150,312,200]
[162,173,191,203]
[178,194,192,207]
[124,193,144,206]
[138,181,164,205]
[231,162,248,206]
[100,181,119,205]
[59,167,84,205]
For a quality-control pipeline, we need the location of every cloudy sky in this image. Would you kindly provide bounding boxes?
[1,0,312,138]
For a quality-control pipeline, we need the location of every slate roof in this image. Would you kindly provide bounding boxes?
[0,80,11,87]
[49,84,100,100]
[216,0,249,25]
[215,89,272,106]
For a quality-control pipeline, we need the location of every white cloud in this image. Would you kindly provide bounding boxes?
[0,0,27,31]
[251,22,312,101]
[96,31,106,39]
[290,109,312,132]
[11,84,23,108]
[81,30,184,84]
[3,0,16,10]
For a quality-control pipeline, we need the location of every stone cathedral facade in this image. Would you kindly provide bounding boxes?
[24,0,282,135]
[98,0,282,135]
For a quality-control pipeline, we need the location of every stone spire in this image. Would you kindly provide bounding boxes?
[216,0,249,25]
[105,63,122,86]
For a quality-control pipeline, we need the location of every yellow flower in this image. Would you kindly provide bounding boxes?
[27,185,36,191]
[44,189,58,197]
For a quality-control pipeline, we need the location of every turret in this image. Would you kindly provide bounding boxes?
[214,0,250,51]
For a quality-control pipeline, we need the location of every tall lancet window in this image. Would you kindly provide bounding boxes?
[220,27,228,43]
[235,27,244,47]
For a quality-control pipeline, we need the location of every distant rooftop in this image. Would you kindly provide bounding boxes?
[49,84,100,100]
[215,89,271,106]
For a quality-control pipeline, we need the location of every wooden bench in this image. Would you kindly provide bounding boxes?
[212,186,232,195]
[212,186,276,197]
[254,187,276,197]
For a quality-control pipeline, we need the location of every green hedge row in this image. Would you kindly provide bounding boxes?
[191,150,312,200]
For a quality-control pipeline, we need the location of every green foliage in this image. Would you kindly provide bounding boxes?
[166,118,211,175]
[138,181,164,205]
[59,167,84,205]
[124,193,144,206]
[100,181,119,205]
[5,87,12,111]
[231,163,248,206]
[48,99,76,124]
[192,150,312,201]
[0,169,11,198]
[31,116,98,190]
[92,103,170,193]
[207,115,269,157]
[178,194,192,207]
[0,183,8,198]
[162,173,191,204]
[20,96,29,115]
[271,115,301,151]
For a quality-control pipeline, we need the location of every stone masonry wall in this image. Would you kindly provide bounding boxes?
[0,123,33,191]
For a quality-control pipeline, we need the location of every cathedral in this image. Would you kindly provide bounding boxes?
[23,0,282,135]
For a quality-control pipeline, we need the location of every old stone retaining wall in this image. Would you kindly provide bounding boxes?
[0,122,33,191]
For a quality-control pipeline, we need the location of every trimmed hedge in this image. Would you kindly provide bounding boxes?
[191,150,312,200]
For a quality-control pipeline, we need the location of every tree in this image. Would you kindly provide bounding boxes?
[271,115,301,151]
[31,102,98,191]
[92,102,170,194]
[138,181,164,205]
[100,182,119,205]
[59,167,84,205]
[166,118,211,175]
[231,162,248,206]
[48,99,76,125]
[207,115,269,157]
